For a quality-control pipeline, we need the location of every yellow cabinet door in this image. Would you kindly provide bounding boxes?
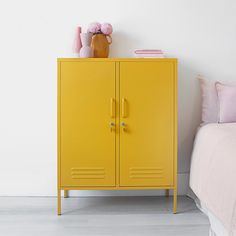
[119,61,176,187]
[59,61,116,187]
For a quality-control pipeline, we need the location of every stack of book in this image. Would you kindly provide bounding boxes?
[134,49,165,58]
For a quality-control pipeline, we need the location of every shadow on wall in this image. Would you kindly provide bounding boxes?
[178,60,201,174]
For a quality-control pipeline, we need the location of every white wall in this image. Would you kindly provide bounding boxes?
[0,0,235,196]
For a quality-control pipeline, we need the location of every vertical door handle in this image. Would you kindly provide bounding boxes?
[121,98,127,118]
[110,98,115,118]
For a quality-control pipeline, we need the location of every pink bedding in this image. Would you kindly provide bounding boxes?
[190,123,236,236]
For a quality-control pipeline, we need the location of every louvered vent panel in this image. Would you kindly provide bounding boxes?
[71,168,105,179]
[129,167,164,179]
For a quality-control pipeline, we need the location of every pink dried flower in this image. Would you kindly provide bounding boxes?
[87,22,101,34]
[101,23,113,35]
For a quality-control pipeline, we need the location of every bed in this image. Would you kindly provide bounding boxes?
[190,123,236,236]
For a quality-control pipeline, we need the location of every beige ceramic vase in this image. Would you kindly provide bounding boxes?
[91,34,112,58]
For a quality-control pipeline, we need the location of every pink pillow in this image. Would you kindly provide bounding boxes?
[216,83,236,123]
[199,77,236,124]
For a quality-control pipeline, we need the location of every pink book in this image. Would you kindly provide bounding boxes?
[135,53,165,58]
[135,49,163,54]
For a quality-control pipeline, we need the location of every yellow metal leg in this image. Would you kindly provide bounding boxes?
[64,190,69,198]
[173,188,177,214]
[58,189,61,215]
[165,189,169,197]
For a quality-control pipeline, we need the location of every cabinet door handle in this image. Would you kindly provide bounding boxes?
[110,98,115,118]
[110,122,115,132]
[121,98,127,118]
[121,122,126,131]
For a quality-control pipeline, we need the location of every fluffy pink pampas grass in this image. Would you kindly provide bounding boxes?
[101,23,113,35]
[87,22,101,34]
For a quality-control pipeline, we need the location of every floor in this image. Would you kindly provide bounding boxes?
[0,196,210,236]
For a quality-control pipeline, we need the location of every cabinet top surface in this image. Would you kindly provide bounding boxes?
[58,58,177,62]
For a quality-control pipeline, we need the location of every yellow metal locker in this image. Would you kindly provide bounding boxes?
[57,58,177,215]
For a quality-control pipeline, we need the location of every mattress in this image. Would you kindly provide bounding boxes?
[190,123,236,236]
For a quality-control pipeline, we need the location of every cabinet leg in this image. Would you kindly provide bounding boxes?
[165,189,169,197]
[173,188,177,214]
[58,189,61,215]
[64,190,69,198]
